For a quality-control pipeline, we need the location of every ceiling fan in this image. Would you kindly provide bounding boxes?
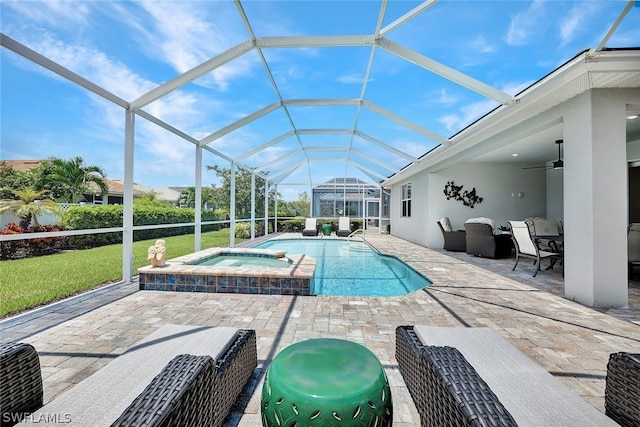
[522,139,563,171]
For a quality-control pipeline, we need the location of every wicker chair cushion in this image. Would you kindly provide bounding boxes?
[465,217,496,234]
[439,217,453,232]
[21,325,243,426]
[112,354,216,427]
[413,326,617,426]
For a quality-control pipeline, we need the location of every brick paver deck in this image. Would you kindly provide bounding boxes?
[2,233,638,426]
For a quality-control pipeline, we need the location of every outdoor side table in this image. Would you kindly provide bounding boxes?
[261,338,392,426]
[321,223,333,236]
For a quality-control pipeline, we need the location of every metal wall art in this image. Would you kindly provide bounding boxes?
[443,181,483,208]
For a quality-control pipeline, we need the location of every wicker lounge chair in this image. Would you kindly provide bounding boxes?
[20,325,257,427]
[336,216,352,237]
[396,325,619,426]
[605,352,640,427]
[0,342,43,426]
[302,218,319,236]
[437,217,466,252]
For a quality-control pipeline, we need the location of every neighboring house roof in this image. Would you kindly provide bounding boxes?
[113,180,182,202]
[0,160,44,171]
[87,179,145,197]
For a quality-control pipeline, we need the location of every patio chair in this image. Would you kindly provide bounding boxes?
[528,217,562,252]
[0,342,43,426]
[336,216,352,237]
[437,217,466,251]
[396,325,619,426]
[629,223,640,280]
[21,325,257,427]
[302,218,319,236]
[509,220,563,277]
[464,221,512,258]
[605,351,640,427]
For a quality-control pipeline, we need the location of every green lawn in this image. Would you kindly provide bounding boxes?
[0,229,240,318]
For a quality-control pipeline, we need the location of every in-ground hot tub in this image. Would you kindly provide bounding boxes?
[138,248,316,295]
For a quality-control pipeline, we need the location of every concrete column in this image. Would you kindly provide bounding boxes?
[563,90,628,307]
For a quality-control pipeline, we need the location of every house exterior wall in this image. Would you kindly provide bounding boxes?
[389,88,639,308]
[390,172,430,246]
[391,162,548,249]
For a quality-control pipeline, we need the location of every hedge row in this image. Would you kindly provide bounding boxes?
[64,205,221,248]
[0,223,67,260]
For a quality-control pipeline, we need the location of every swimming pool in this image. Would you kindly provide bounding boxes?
[253,238,432,296]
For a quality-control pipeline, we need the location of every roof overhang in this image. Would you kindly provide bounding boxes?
[382,48,640,186]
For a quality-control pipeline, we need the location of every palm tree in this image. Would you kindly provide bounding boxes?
[46,156,109,203]
[0,188,63,230]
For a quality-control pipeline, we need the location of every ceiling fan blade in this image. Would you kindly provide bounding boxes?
[522,165,548,169]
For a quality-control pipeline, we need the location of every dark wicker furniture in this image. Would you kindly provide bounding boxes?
[21,326,257,426]
[0,342,43,427]
[112,354,216,427]
[437,221,466,252]
[605,352,640,427]
[113,329,257,427]
[396,325,619,427]
[464,223,512,258]
[396,327,516,427]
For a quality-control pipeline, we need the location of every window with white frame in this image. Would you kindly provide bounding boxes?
[401,182,411,217]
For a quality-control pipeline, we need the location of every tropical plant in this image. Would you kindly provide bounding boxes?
[134,190,172,207]
[206,165,279,218]
[0,187,63,229]
[177,186,218,209]
[45,156,109,203]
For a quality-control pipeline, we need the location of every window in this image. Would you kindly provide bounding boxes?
[401,183,411,217]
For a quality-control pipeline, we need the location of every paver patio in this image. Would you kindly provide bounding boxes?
[2,233,638,426]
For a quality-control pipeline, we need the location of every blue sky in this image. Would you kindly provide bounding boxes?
[1,0,639,200]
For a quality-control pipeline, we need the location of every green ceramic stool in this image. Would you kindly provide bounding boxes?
[261,338,392,426]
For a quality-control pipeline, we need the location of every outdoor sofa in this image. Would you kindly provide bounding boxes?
[396,325,634,426]
[5,325,256,427]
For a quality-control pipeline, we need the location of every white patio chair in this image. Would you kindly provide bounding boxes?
[302,218,319,236]
[336,217,352,237]
[508,220,563,277]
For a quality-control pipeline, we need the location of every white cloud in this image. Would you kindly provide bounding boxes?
[3,0,90,29]
[435,89,459,107]
[469,35,496,54]
[23,30,154,100]
[438,98,497,133]
[559,2,603,47]
[134,1,257,91]
[504,0,547,46]
[337,74,368,84]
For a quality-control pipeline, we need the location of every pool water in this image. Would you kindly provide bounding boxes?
[254,239,431,296]
[192,255,291,268]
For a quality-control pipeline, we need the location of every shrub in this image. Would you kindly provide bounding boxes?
[234,222,252,239]
[0,223,67,260]
[63,205,221,249]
